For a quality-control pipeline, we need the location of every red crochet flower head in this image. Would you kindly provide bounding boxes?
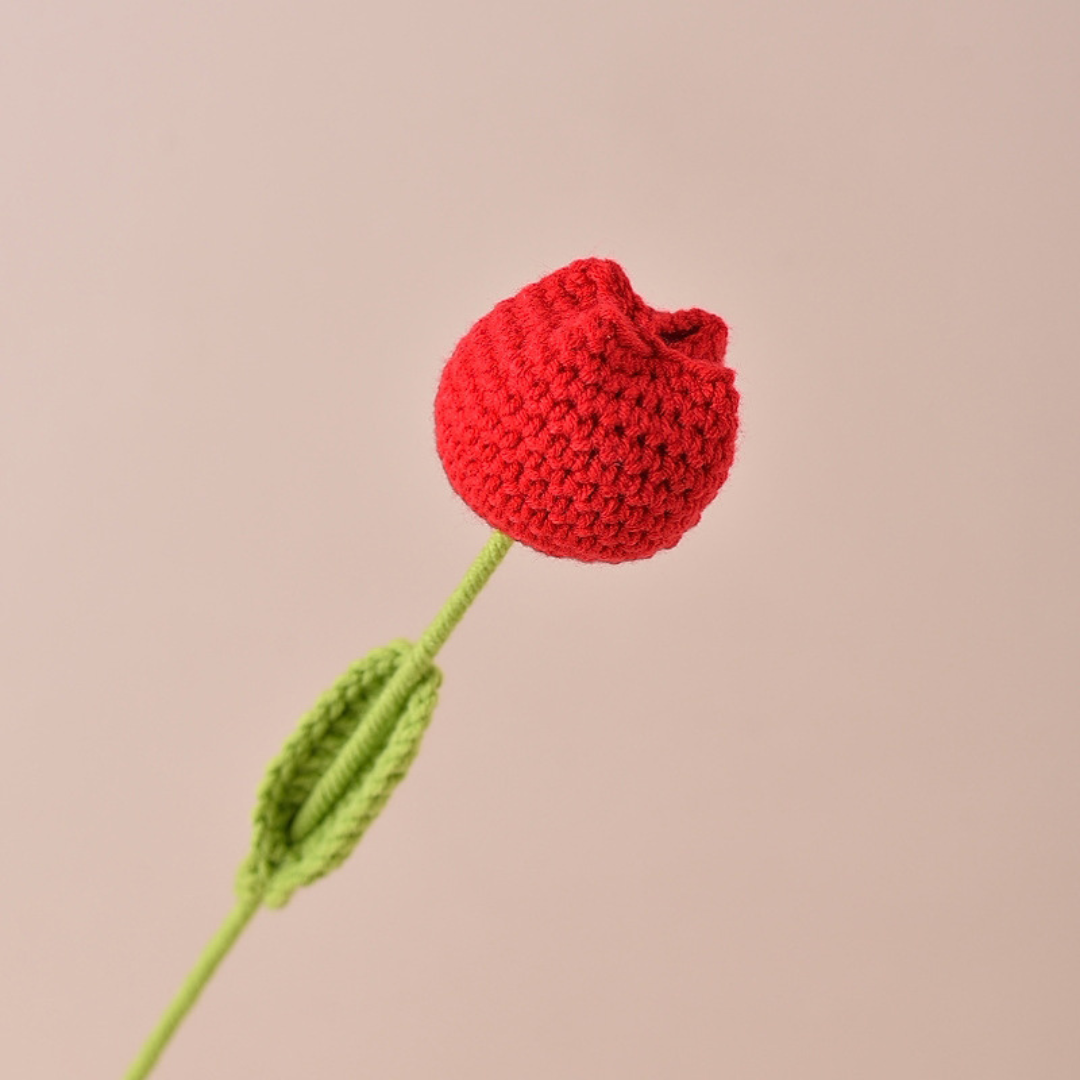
[435,258,740,562]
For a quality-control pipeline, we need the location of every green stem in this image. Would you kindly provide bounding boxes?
[289,529,513,842]
[123,891,261,1080]
[121,529,514,1078]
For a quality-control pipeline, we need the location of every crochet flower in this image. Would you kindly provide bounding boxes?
[435,258,739,562]
[124,257,746,1080]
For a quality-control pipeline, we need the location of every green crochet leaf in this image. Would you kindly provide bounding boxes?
[238,639,442,908]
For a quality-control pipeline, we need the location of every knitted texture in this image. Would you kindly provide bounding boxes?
[435,258,739,562]
[238,639,442,908]
[125,536,513,1079]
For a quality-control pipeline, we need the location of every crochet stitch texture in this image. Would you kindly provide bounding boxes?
[435,257,740,561]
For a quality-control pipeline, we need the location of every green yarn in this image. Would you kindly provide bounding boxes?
[240,637,443,906]
[123,530,513,1080]
[123,895,260,1080]
[288,529,513,846]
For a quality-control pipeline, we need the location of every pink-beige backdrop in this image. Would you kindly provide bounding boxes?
[2,3,1078,1078]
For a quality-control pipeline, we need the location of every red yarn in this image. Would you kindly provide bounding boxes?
[434,258,739,562]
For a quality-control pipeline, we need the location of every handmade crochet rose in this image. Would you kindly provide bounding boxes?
[435,257,739,562]
[124,258,746,1080]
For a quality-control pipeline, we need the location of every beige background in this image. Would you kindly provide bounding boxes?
[2,2,1078,1077]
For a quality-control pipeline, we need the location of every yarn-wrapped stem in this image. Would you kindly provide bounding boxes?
[288,528,513,842]
[123,894,261,1080]
[122,529,513,1080]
